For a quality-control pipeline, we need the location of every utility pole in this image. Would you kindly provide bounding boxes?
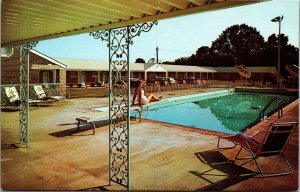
[156,46,159,63]
[271,15,284,88]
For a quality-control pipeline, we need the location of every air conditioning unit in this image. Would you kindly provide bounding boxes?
[1,47,14,57]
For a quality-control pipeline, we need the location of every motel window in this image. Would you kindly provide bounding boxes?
[92,72,98,77]
[42,71,49,83]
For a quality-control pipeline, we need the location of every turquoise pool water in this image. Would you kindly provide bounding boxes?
[135,92,296,134]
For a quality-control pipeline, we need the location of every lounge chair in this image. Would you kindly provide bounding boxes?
[196,79,205,88]
[4,87,20,106]
[163,80,171,90]
[33,85,63,102]
[217,121,298,177]
[154,81,161,92]
[175,80,187,89]
[3,86,41,108]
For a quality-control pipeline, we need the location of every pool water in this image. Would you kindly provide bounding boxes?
[135,93,296,134]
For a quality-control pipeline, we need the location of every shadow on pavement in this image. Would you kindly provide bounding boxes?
[192,149,258,191]
[49,120,109,137]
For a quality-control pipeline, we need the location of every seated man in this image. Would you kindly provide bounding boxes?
[132,80,162,105]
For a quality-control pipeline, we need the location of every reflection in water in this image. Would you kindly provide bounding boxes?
[195,93,294,132]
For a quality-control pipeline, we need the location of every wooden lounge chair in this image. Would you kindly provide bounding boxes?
[217,121,298,177]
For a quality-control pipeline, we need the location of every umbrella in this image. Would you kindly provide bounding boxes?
[235,64,251,78]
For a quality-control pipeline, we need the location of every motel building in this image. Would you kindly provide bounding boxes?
[1,49,277,87]
[1,49,66,85]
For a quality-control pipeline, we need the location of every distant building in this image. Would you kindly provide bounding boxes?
[1,50,276,87]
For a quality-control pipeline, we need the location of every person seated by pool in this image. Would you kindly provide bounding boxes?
[132,80,162,105]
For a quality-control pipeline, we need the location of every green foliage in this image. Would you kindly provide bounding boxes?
[174,24,299,73]
[135,58,145,63]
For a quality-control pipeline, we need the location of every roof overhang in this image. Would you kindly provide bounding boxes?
[1,0,266,47]
[31,64,65,70]
[30,50,67,68]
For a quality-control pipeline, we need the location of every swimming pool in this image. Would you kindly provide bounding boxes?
[135,91,296,134]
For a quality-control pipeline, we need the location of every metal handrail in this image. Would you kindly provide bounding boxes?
[259,97,283,120]
[227,81,235,93]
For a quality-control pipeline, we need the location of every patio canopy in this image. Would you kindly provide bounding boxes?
[2,0,266,47]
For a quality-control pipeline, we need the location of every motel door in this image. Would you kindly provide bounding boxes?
[103,72,107,83]
[81,72,86,84]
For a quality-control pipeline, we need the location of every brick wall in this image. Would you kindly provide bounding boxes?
[1,49,65,85]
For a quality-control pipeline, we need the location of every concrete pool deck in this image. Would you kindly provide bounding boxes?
[1,87,298,191]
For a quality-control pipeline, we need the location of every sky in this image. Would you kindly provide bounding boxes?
[35,0,299,62]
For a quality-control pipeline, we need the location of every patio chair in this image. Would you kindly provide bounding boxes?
[182,80,189,89]
[163,80,171,90]
[3,86,41,108]
[33,85,62,102]
[217,121,298,177]
[4,86,20,107]
[55,86,70,101]
[201,79,210,88]
[196,79,204,88]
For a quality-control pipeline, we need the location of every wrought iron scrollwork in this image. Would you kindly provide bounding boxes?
[128,21,158,44]
[14,41,38,146]
[91,21,157,189]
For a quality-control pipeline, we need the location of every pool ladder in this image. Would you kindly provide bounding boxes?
[227,81,235,93]
[258,97,283,121]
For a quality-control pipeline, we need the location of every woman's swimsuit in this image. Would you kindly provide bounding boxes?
[139,89,148,105]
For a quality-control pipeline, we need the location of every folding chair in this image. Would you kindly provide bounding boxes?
[217,121,298,177]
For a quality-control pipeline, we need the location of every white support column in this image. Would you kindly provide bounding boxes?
[98,71,101,83]
[145,71,147,81]
[53,70,57,83]
[78,71,81,84]
[130,71,133,78]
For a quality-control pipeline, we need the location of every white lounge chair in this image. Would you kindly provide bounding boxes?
[3,86,41,108]
[33,85,63,101]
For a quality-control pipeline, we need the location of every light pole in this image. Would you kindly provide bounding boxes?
[271,15,283,87]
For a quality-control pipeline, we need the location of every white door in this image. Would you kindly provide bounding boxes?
[102,72,107,83]
[80,72,86,85]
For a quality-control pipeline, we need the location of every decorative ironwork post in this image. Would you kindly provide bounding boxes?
[90,21,157,190]
[14,41,38,146]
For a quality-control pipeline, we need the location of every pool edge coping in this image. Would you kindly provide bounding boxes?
[137,99,298,138]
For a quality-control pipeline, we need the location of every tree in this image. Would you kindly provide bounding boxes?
[135,58,145,63]
[266,33,299,76]
[171,23,298,73]
[210,24,265,66]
